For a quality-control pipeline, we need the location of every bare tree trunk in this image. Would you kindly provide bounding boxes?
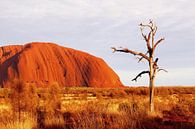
[149,78,155,112]
[149,59,154,112]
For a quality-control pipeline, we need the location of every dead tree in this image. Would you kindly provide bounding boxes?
[111,20,167,112]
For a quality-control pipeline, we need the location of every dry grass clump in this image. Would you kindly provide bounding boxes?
[42,99,147,129]
[0,112,37,129]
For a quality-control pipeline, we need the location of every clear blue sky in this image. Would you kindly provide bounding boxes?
[0,0,195,86]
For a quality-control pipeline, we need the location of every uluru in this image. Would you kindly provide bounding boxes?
[0,42,123,88]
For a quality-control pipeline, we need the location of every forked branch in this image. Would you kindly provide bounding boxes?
[137,51,149,63]
[132,71,150,82]
[111,47,149,61]
[139,23,153,31]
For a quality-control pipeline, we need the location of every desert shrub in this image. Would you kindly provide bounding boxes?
[171,105,187,116]
[124,88,134,95]
[42,82,61,115]
[6,80,39,129]
[9,80,39,122]
[24,84,39,115]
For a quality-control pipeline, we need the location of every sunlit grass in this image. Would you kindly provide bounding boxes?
[0,86,194,129]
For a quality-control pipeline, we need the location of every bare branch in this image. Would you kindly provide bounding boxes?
[153,38,165,50]
[140,20,159,43]
[111,47,117,53]
[132,71,150,82]
[139,20,157,53]
[147,31,151,43]
[138,51,149,63]
[153,58,159,70]
[157,68,168,73]
[140,27,152,51]
[154,58,159,63]
[140,28,148,42]
[149,19,154,29]
[139,23,153,31]
[149,19,153,24]
[153,26,157,36]
[111,47,149,61]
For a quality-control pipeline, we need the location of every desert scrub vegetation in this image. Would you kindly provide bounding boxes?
[0,83,195,129]
[43,99,148,129]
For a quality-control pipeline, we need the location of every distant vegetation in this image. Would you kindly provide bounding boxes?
[0,81,194,129]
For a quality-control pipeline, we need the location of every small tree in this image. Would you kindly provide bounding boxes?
[10,80,26,122]
[25,84,39,116]
[10,80,38,121]
[112,20,167,112]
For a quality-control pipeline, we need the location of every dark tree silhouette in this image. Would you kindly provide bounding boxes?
[112,20,167,112]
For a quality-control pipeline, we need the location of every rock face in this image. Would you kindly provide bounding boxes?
[0,42,123,88]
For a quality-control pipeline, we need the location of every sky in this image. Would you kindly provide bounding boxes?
[0,0,195,86]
